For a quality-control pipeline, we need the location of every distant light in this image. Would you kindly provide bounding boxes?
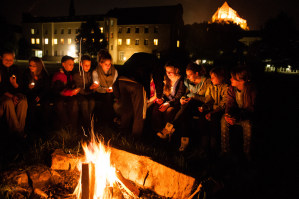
[266,64,271,68]
[123,57,127,61]
[288,65,291,69]
[202,60,207,64]
[67,45,77,57]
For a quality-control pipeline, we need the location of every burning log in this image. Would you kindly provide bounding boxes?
[80,163,139,199]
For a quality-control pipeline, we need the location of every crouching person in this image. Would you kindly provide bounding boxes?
[0,50,27,137]
[52,56,80,131]
[221,66,257,160]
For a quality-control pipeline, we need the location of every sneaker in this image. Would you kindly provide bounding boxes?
[179,137,189,151]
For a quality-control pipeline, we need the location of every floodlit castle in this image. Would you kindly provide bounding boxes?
[212,1,248,30]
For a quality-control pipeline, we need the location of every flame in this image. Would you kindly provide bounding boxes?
[73,132,117,199]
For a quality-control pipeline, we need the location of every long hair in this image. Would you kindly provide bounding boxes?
[164,61,180,96]
[29,57,47,77]
[231,66,256,111]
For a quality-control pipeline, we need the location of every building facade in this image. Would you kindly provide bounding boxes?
[22,4,184,65]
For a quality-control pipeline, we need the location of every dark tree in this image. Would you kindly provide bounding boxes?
[257,12,299,69]
[17,37,32,60]
[183,21,245,68]
[75,19,107,57]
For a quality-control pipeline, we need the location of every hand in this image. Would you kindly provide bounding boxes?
[159,103,170,112]
[90,83,99,90]
[156,98,164,105]
[205,113,211,121]
[28,83,35,89]
[225,115,236,125]
[72,88,80,96]
[106,88,113,93]
[180,97,190,105]
[12,95,19,105]
[198,106,204,112]
[10,75,18,88]
[35,96,40,103]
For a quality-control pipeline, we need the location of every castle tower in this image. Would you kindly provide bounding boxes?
[212,1,248,30]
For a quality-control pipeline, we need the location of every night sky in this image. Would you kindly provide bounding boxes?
[1,0,298,30]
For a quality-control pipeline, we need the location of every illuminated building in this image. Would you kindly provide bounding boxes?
[212,1,248,30]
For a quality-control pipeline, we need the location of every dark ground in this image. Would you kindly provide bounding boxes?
[0,63,298,199]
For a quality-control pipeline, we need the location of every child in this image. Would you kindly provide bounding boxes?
[92,50,118,123]
[52,55,80,130]
[22,57,50,131]
[0,50,28,136]
[152,61,186,139]
[176,63,211,151]
[221,66,257,160]
[197,67,228,154]
[73,55,96,130]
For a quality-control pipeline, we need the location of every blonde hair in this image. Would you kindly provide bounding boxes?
[164,63,180,96]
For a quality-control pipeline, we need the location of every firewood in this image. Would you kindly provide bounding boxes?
[116,170,140,197]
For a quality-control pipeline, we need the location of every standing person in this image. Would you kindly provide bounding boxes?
[22,57,50,132]
[152,61,186,140]
[92,50,117,124]
[0,50,28,136]
[175,62,211,151]
[73,55,96,131]
[197,67,228,155]
[221,66,257,160]
[52,56,80,131]
[114,52,164,138]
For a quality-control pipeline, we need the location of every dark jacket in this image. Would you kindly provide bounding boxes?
[73,71,94,95]
[22,68,50,102]
[163,76,186,107]
[117,53,164,99]
[0,64,22,95]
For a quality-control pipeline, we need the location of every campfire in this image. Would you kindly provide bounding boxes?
[73,132,140,199]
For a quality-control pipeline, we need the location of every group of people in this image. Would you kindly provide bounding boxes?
[0,50,257,159]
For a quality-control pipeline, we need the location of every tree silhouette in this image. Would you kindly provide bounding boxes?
[76,19,107,57]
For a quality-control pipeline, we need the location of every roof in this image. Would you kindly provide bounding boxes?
[106,4,183,25]
[22,13,105,23]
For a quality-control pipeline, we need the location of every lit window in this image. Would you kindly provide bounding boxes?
[111,20,114,26]
[92,38,95,42]
[135,39,139,45]
[119,51,125,61]
[154,39,158,46]
[135,27,139,33]
[68,38,72,44]
[60,38,64,44]
[45,38,49,44]
[100,39,103,42]
[31,29,35,35]
[144,39,148,45]
[126,39,130,45]
[61,29,64,34]
[36,38,40,44]
[118,39,122,45]
[53,39,58,45]
[177,40,180,48]
[68,29,71,34]
[144,27,149,33]
[31,38,35,44]
[100,27,103,33]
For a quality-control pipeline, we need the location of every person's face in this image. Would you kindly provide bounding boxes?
[29,61,38,73]
[81,60,91,72]
[1,53,14,68]
[100,59,111,72]
[62,59,74,72]
[165,66,177,79]
[210,73,221,85]
[186,70,198,83]
[230,74,245,88]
